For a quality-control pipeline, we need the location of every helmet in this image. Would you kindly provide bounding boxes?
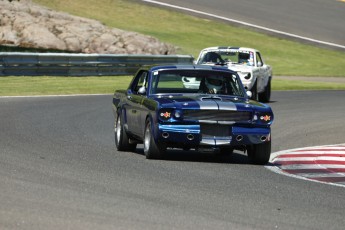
[205,75,223,93]
[239,52,250,63]
[203,52,222,63]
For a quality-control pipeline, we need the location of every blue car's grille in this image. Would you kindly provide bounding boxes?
[201,124,231,136]
[183,110,252,122]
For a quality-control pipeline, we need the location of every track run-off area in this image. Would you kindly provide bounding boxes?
[267,144,345,187]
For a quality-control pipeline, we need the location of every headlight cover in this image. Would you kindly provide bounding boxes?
[159,109,183,121]
[252,112,273,125]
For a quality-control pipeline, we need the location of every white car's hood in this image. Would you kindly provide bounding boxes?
[226,64,253,72]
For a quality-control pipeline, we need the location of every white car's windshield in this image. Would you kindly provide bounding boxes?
[197,50,255,66]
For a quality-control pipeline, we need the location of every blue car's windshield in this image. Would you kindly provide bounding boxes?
[150,69,245,97]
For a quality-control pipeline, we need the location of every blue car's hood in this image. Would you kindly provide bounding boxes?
[151,94,270,112]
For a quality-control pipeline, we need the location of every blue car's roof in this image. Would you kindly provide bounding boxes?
[146,64,237,75]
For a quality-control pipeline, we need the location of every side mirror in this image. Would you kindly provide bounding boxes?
[246,91,252,98]
[257,61,263,67]
[138,86,146,95]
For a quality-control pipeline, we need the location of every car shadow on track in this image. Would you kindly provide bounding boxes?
[266,100,277,104]
[134,147,251,164]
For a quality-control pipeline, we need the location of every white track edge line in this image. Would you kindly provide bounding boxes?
[142,0,345,50]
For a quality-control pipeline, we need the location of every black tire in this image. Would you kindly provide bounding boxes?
[247,141,271,165]
[114,113,137,152]
[219,147,234,155]
[143,120,166,159]
[259,78,271,102]
[251,80,258,101]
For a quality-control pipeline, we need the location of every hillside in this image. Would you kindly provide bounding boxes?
[31,0,345,77]
[0,0,176,54]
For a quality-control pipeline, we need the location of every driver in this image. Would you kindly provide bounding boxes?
[203,75,224,94]
[202,52,223,64]
[238,52,254,66]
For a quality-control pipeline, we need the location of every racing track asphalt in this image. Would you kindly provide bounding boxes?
[0,91,345,229]
[142,0,345,50]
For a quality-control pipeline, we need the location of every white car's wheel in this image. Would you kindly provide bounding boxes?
[259,78,271,102]
[251,80,258,101]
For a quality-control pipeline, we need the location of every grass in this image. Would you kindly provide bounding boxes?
[0,76,132,96]
[32,0,345,77]
[272,79,345,91]
[1,0,344,96]
[1,76,345,96]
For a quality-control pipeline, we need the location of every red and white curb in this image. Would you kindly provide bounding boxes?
[265,144,345,187]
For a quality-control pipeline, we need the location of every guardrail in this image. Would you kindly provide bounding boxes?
[0,52,194,76]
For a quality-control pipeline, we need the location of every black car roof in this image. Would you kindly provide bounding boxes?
[142,64,237,75]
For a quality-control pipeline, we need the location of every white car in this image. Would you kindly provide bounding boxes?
[195,47,272,102]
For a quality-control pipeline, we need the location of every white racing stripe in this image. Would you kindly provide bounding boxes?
[197,100,219,110]
[217,101,237,110]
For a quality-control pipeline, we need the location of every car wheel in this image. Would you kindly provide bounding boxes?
[114,113,136,152]
[144,120,166,159]
[251,80,258,101]
[247,141,271,165]
[219,147,234,155]
[259,78,271,102]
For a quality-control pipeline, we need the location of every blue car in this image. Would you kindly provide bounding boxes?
[112,65,274,164]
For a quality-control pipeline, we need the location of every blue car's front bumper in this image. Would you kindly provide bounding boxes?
[157,124,270,147]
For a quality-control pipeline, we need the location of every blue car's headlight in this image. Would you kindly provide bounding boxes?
[159,109,183,121]
[174,110,182,119]
[159,109,173,120]
[259,114,272,123]
[252,112,273,125]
